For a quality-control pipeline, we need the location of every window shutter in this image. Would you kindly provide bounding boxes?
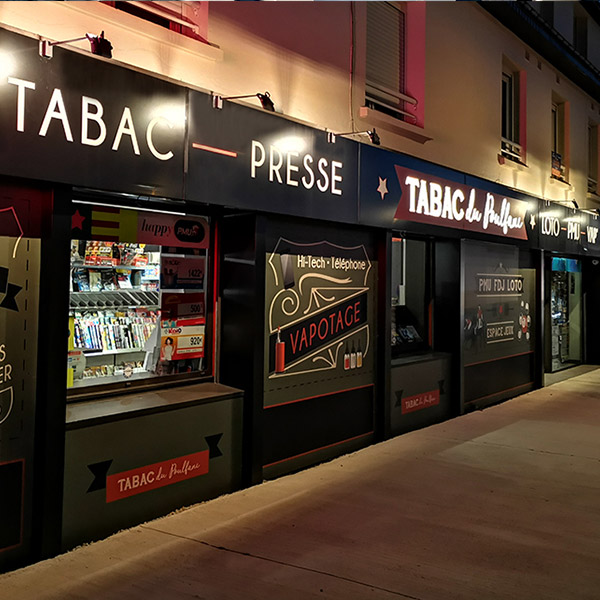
[366,2,405,113]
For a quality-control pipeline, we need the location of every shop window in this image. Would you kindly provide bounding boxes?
[501,67,526,163]
[551,97,569,182]
[67,205,211,394]
[391,238,431,358]
[588,122,598,194]
[102,1,208,43]
[549,257,582,372]
[365,2,418,123]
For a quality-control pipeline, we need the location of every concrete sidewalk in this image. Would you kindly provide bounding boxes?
[2,369,600,600]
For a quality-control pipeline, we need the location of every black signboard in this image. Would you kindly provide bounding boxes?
[0,28,185,198]
[264,237,375,407]
[186,92,359,223]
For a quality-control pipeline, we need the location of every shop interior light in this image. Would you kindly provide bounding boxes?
[211,91,275,112]
[327,129,381,145]
[39,31,113,59]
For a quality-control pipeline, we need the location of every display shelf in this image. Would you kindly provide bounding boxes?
[70,369,153,389]
[70,290,159,309]
[71,263,156,271]
[83,348,147,356]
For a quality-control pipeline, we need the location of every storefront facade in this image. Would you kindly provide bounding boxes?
[1,26,599,572]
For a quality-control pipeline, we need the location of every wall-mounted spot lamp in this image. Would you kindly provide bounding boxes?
[327,128,380,145]
[212,91,275,112]
[39,31,113,59]
[572,200,579,209]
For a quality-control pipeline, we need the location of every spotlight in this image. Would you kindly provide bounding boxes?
[572,200,579,209]
[39,31,113,59]
[327,128,380,145]
[212,91,275,112]
[86,31,113,59]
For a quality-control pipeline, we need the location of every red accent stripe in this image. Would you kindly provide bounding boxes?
[464,381,534,404]
[263,431,374,469]
[92,220,120,229]
[192,142,238,158]
[464,350,534,368]
[264,383,374,409]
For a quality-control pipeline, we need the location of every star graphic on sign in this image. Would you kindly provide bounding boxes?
[71,209,86,231]
[530,214,536,229]
[377,177,388,200]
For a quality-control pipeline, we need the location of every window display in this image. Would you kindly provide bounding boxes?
[67,207,210,392]
[550,257,582,372]
[391,238,431,357]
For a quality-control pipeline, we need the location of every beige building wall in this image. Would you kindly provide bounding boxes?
[1,1,599,208]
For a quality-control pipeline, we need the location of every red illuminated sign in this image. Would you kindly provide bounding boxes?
[106,450,209,502]
[401,389,440,414]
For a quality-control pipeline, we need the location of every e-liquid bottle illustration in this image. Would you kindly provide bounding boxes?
[344,343,350,370]
[357,341,363,368]
[350,343,356,369]
[275,327,286,373]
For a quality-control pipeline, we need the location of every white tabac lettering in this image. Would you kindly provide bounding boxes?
[404,176,420,212]
[302,154,315,189]
[541,215,560,237]
[483,194,523,234]
[7,77,35,132]
[251,140,266,178]
[286,151,299,187]
[250,141,344,195]
[39,88,73,142]
[316,157,330,192]
[146,116,174,161]
[416,179,429,214]
[429,182,443,217]
[112,106,140,155]
[567,221,580,241]
[452,189,465,220]
[464,189,480,223]
[269,145,284,183]
[81,96,107,147]
[331,160,343,196]
[588,226,599,244]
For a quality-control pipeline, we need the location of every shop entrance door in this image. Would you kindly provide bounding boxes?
[549,257,582,372]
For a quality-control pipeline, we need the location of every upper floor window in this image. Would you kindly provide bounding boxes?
[551,99,568,181]
[103,1,208,43]
[365,2,415,122]
[501,70,522,162]
[588,123,598,194]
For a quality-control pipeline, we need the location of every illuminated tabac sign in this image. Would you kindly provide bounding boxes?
[393,165,529,240]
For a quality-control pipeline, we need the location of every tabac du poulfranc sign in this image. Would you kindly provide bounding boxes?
[264,238,375,408]
[393,166,529,239]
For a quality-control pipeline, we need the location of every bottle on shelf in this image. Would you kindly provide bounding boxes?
[350,342,356,369]
[344,343,350,370]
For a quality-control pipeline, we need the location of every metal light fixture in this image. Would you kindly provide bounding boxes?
[327,128,380,145]
[39,31,113,59]
[212,91,275,112]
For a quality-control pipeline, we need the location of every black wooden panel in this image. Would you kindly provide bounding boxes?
[464,352,535,406]
[262,386,373,467]
[0,461,23,551]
